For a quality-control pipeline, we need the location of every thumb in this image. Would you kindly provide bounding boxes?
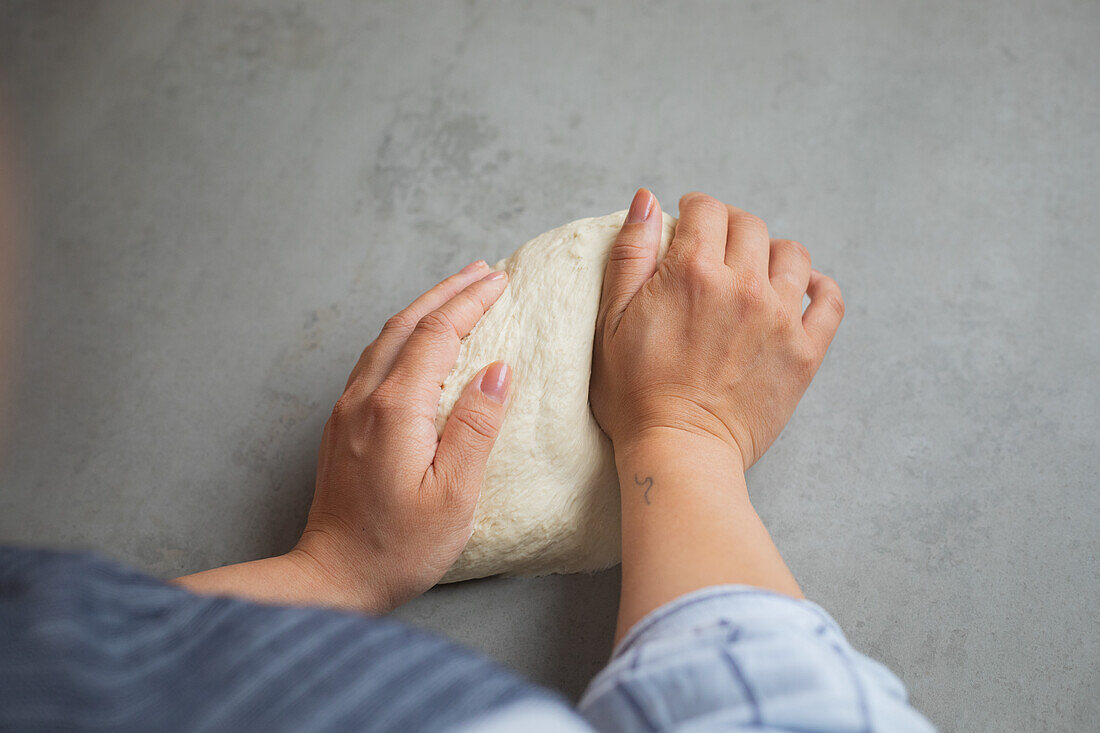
[600,188,662,334]
[432,361,512,503]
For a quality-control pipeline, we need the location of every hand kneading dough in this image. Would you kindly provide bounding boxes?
[436,210,677,582]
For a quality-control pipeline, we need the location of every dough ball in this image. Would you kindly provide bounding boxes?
[437,210,677,582]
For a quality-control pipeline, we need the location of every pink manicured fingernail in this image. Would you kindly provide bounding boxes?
[480,361,511,403]
[460,260,486,274]
[625,188,654,224]
[482,270,507,282]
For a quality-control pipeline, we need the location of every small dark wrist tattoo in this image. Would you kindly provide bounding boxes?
[634,474,654,505]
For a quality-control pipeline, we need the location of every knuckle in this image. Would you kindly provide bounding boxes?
[455,404,499,441]
[352,343,378,373]
[673,226,705,254]
[681,254,718,285]
[773,302,797,330]
[822,280,845,316]
[381,312,416,336]
[730,211,769,239]
[778,239,811,264]
[609,238,652,264]
[417,310,458,340]
[795,343,819,375]
[735,270,767,306]
[827,293,846,317]
[364,386,396,415]
[329,393,358,427]
[686,193,727,219]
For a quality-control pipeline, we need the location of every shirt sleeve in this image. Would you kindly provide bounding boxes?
[0,548,570,733]
[577,585,937,733]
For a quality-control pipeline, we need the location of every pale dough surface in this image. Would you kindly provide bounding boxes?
[437,210,677,582]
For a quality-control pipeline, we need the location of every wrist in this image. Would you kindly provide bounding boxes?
[613,427,749,513]
[288,527,392,613]
[613,426,747,474]
[610,424,797,642]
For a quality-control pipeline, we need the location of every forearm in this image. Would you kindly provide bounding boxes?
[613,428,802,643]
[173,542,380,613]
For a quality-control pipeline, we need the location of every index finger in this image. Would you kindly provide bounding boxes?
[667,192,729,264]
[803,269,845,357]
[383,270,509,401]
[724,204,770,275]
[346,260,490,391]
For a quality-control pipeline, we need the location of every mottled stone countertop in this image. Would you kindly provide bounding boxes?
[1,2,1096,730]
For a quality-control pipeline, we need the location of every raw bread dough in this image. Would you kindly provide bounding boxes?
[437,210,677,582]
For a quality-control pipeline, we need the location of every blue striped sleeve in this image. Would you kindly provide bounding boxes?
[0,547,567,732]
[578,585,937,733]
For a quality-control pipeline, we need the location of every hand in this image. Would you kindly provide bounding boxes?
[591,190,844,470]
[293,261,513,612]
[176,262,513,612]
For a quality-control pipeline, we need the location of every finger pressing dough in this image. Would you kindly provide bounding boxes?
[436,210,677,582]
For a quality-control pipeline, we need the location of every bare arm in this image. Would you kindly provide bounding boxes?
[591,190,844,643]
[612,432,801,640]
[174,549,371,610]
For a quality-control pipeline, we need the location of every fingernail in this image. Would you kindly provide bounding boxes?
[482,270,507,282]
[460,260,486,274]
[626,188,654,224]
[480,361,511,403]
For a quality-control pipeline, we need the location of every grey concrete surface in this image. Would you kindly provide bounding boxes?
[1,1,1097,730]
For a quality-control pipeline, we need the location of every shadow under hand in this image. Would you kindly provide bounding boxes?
[392,565,622,701]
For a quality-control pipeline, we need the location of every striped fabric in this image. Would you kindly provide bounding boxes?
[578,585,937,732]
[0,548,564,732]
[1,549,937,732]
